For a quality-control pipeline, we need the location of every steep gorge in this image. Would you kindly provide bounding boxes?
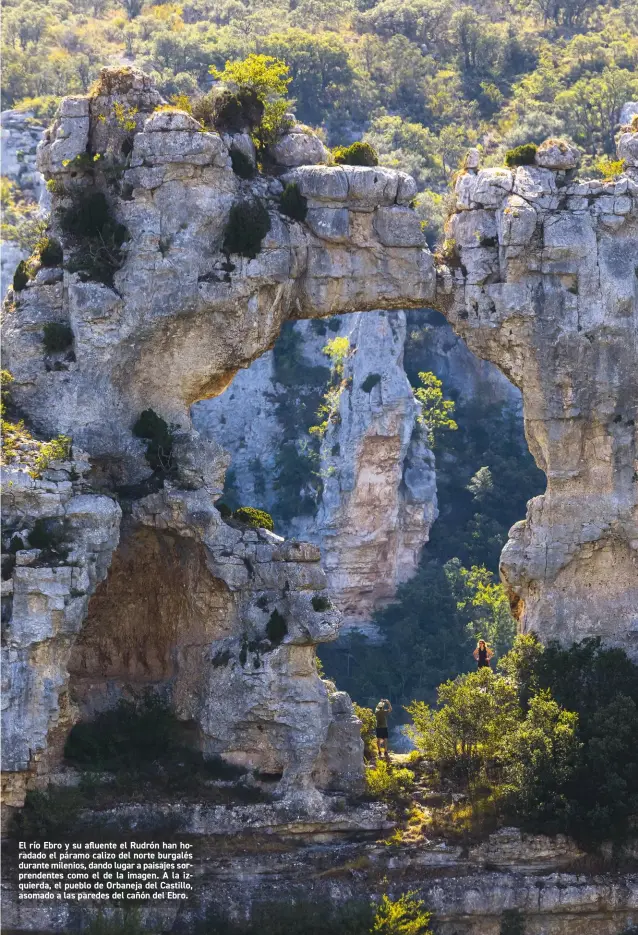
[1,66,637,933]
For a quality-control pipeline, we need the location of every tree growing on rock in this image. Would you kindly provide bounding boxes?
[413,371,457,446]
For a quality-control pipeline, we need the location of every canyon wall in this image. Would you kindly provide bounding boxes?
[1,68,637,822]
[0,67,435,810]
[0,108,49,297]
[193,309,437,637]
[442,137,638,654]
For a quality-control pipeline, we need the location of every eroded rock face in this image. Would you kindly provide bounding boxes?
[1,67,637,816]
[0,454,121,816]
[315,311,437,632]
[442,140,638,654]
[2,70,434,485]
[2,67,433,807]
[194,311,438,637]
[0,108,50,297]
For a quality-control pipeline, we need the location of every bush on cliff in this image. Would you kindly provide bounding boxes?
[60,190,128,286]
[200,893,432,935]
[333,141,379,166]
[504,143,537,167]
[12,259,31,291]
[223,199,271,259]
[230,147,256,179]
[403,635,638,848]
[43,321,73,353]
[279,182,308,222]
[37,234,63,267]
[132,408,175,475]
[209,54,293,152]
[233,505,274,530]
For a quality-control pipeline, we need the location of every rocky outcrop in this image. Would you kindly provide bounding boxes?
[1,67,433,809]
[0,108,49,297]
[194,310,438,637]
[441,137,638,654]
[2,67,637,819]
[3,812,637,934]
[314,311,437,632]
[1,453,121,818]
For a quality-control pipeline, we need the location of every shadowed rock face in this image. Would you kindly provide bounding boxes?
[1,69,637,815]
[442,145,638,655]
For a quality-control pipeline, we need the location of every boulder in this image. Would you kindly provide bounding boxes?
[270,126,330,167]
[535,138,581,170]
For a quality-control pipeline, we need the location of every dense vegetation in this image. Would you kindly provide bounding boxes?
[3,0,637,244]
[362,636,638,850]
[319,341,544,709]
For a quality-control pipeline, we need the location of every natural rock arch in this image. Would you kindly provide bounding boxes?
[1,68,637,809]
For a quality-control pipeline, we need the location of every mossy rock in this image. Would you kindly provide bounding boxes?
[333,141,378,167]
[504,143,537,168]
[12,260,31,292]
[38,236,63,267]
[233,506,274,531]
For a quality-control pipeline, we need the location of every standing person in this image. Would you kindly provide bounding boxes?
[473,639,494,669]
[375,699,392,761]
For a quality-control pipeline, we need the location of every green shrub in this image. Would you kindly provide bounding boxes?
[216,501,232,518]
[504,143,537,167]
[60,191,128,286]
[233,506,274,531]
[230,148,256,179]
[194,86,265,133]
[312,595,331,611]
[43,321,73,353]
[361,373,382,393]
[266,609,288,644]
[38,235,63,267]
[223,199,271,259]
[132,408,174,474]
[372,893,433,935]
[333,141,378,166]
[12,260,30,291]
[279,182,308,222]
[353,703,376,758]
[365,760,414,802]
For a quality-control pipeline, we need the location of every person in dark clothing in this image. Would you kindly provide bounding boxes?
[375,699,392,760]
[473,639,494,669]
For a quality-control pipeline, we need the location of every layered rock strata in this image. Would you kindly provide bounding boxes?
[3,815,637,935]
[441,137,638,653]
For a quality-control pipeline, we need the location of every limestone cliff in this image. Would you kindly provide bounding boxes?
[0,66,434,810]
[194,310,437,637]
[0,108,49,297]
[441,137,638,654]
[2,66,638,822]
